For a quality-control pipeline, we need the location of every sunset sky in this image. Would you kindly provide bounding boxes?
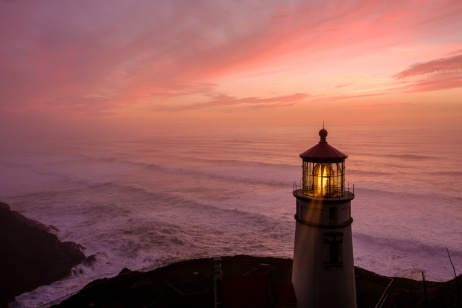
[1,0,462,138]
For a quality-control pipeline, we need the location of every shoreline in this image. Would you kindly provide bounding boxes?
[2,201,461,307]
[0,202,85,307]
[55,255,461,308]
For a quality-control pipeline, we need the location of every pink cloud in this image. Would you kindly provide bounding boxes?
[1,1,462,115]
[393,52,462,92]
[153,93,309,112]
[334,83,353,89]
[394,54,462,79]
[397,75,462,93]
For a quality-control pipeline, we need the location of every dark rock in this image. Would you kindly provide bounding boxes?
[0,201,86,307]
[118,268,132,276]
[0,202,10,211]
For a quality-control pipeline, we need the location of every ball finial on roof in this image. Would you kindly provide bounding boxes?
[319,128,328,143]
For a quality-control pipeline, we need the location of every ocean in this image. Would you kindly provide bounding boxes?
[1,124,461,307]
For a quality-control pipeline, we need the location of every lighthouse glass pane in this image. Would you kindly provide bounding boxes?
[302,161,345,197]
[302,161,314,195]
[313,163,334,196]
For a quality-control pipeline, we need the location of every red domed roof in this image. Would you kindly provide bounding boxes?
[300,129,347,162]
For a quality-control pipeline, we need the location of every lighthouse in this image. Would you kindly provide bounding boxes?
[292,127,356,308]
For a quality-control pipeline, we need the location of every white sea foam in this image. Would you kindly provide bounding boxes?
[1,125,462,307]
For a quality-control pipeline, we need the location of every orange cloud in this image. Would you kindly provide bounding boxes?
[309,93,384,103]
[334,83,353,89]
[351,103,413,110]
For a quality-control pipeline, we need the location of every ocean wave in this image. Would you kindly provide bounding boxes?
[1,156,295,205]
[354,232,462,281]
[385,153,441,161]
[347,152,441,161]
[187,157,297,168]
[79,153,296,171]
[348,169,393,176]
[353,186,458,201]
[355,232,462,257]
[5,125,462,307]
[421,171,462,176]
[72,154,297,187]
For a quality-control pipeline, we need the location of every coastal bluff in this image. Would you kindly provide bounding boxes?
[0,202,85,307]
[57,255,462,308]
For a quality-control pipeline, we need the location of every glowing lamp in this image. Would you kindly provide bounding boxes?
[299,128,347,197]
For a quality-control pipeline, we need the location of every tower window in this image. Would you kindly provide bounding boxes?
[324,233,343,265]
[328,207,337,223]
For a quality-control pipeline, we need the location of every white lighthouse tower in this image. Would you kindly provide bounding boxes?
[292,127,356,308]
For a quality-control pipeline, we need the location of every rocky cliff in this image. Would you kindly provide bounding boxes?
[0,202,85,307]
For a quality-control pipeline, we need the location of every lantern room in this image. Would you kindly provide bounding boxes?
[299,128,347,198]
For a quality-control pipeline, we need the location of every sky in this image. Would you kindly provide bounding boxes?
[1,0,462,139]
